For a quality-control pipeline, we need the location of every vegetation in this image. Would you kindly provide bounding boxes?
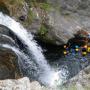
[26,0,51,11]
[38,24,48,36]
[39,3,51,11]
[23,9,35,26]
[2,0,25,16]
[0,0,51,27]
[38,24,56,44]
[3,0,35,26]
[9,0,24,6]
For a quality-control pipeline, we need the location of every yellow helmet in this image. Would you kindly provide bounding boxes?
[87,47,90,52]
[75,48,79,52]
[63,51,67,55]
[82,52,87,55]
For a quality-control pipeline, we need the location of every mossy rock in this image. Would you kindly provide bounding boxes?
[38,24,48,36]
[37,24,56,44]
[0,2,10,15]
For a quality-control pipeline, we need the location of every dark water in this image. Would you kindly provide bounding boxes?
[35,38,64,61]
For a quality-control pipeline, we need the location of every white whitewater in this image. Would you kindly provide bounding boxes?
[0,12,68,87]
[0,12,49,70]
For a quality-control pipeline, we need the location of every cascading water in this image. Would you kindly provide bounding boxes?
[0,13,49,70]
[0,12,69,87]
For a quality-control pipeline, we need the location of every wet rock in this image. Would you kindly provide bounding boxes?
[0,24,26,51]
[0,47,22,79]
[64,65,90,90]
[0,24,22,80]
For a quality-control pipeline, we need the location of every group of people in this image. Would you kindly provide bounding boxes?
[63,30,90,56]
[63,44,90,56]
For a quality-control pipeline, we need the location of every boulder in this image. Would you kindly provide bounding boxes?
[63,65,90,90]
[0,47,22,79]
[0,77,54,90]
[0,77,30,90]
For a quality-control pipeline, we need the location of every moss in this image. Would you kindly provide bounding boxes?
[25,0,35,6]
[40,34,56,44]
[26,0,51,11]
[23,9,35,26]
[2,0,25,16]
[28,9,35,23]
[38,24,56,44]
[38,24,48,36]
[0,0,52,27]
[25,0,52,26]
[39,3,51,11]
[9,0,24,6]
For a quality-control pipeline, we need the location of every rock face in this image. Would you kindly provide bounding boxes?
[29,0,90,45]
[48,0,90,16]
[0,77,54,90]
[1,0,90,45]
[64,65,90,90]
[0,77,30,90]
[0,47,22,80]
[45,0,90,45]
[24,0,90,45]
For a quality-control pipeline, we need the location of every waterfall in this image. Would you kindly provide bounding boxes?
[0,12,69,87]
[0,12,50,70]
